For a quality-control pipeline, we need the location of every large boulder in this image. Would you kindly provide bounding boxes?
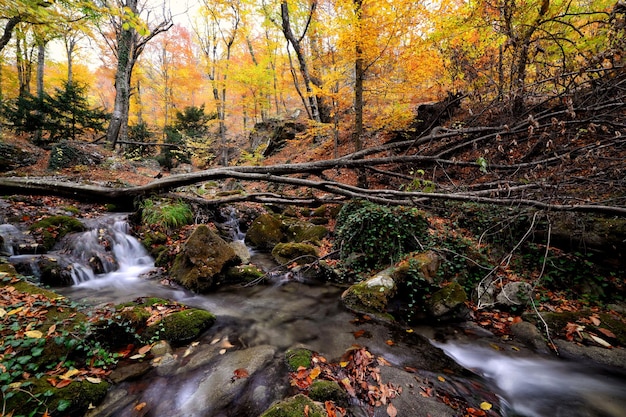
[245,213,284,250]
[171,225,240,292]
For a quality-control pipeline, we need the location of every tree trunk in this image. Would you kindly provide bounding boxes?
[34,40,46,144]
[280,1,321,123]
[353,0,367,188]
[106,23,134,148]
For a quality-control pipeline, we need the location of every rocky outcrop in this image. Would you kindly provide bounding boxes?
[249,119,307,156]
[48,141,104,170]
[0,142,38,172]
[171,225,240,292]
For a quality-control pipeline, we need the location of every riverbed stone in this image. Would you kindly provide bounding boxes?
[171,224,240,292]
[176,345,277,416]
[143,309,216,345]
[510,320,550,354]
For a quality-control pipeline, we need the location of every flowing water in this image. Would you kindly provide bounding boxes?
[3,214,626,417]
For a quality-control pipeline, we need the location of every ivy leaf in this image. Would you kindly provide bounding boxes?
[57,399,71,411]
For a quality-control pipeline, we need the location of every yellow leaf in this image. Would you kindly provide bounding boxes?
[309,367,321,380]
[437,376,446,382]
[25,330,43,339]
[406,329,414,333]
[130,354,145,360]
[85,377,101,384]
[7,307,23,316]
[8,382,22,389]
[0,308,6,318]
[61,368,80,380]
[340,361,349,368]
[480,401,492,410]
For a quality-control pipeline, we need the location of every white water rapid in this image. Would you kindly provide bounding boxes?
[434,341,626,417]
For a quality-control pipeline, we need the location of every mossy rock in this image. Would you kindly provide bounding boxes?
[5,377,109,417]
[341,269,397,322]
[283,219,328,244]
[272,242,319,265]
[427,281,468,319]
[259,394,326,417]
[0,142,38,171]
[309,380,349,406]
[28,215,85,251]
[245,213,285,249]
[224,264,265,283]
[285,348,313,371]
[171,224,240,292]
[391,251,441,285]
[143,308,216,345]
[245,213,329,250]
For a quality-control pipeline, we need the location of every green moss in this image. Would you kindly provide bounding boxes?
[5,376,109,417]
[309,380,349,406]
[259,394,325,417]
[143,309,216,345]
[285,348,313,371]
[429,281,467,306]
[28,215,85,251]
[245,213,285,249]
[272,242,319,265]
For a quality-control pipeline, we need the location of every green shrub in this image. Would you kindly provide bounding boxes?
[334,200,429,274]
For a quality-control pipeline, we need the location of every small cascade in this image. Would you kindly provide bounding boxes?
[218,206,246,242]
[64,215,154,286]
[7,214,154,287]
[0,224,20,256]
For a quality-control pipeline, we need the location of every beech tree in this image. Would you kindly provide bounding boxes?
[98,0,172,147]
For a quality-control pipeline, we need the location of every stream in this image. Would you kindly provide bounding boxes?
[3,213,626,417]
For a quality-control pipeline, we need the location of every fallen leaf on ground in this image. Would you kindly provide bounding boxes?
[480,401,492,410]
[387,403,397,417]
[232,368,249,379]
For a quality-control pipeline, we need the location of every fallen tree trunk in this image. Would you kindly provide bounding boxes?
[1,155,625,215]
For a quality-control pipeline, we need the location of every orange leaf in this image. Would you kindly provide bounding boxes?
[134,402,147,411]
[138,344,152,355]
[353,329,367,338]
[597,328,616,339]
[466,407,487,416]
[233,368,249,379]
[590,315,601,326]
[55,379,72,389]
[387,403,398,417]
[325,401,337,417]
[304,404,310,417]
[47,378,57,387]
